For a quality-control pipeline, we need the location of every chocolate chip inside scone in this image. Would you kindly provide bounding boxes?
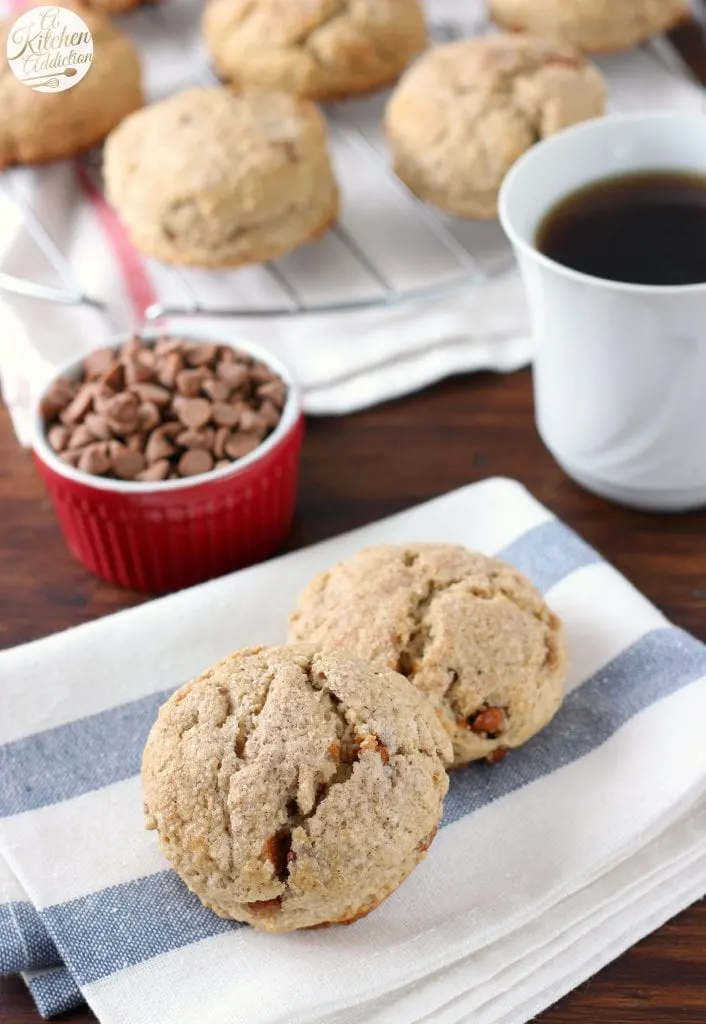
[41,336,287,482]
[288,544,567,768]
[141,645,451,932]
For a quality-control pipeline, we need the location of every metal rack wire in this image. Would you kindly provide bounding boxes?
[0,9,698,323]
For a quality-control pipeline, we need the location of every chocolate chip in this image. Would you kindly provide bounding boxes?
[102,361,125,391]
[250,362,278,385]
[174,396,212,429]
[154,337,184,357]
[175,428,214,451]
[175,368,206,397]
[178,449,213,477]
[41,337,285,482]
[84,412,111,441]
[130,382,172,407]
[216,362,249,389]
[225,433,260,460]
[67,424,94,449]
[211,401,241,427]
[137,459,170,482]
[138,402,161,433]
[47,424,70,451]
[59,449,81,467]
[157,351,183,389]
[41,379,77,421]
[124,351,156,386]
[259,400,281,428]
[83,347,116,380]
[113,450,146,480]
[106,393,140,435]
[78,444,110,475]
[213,426,229,459]
[184,343,218,367]
[257,380,286,409]
[62,386,95,425]
[202,378,231,403]
[145,431,177,464]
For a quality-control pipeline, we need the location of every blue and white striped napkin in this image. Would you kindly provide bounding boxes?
[1,478,705,1024]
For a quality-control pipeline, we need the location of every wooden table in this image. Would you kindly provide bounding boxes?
[0,370,704,1023]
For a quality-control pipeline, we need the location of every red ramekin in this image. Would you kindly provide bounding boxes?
[32,332,304,594]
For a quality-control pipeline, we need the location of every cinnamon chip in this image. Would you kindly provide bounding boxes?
[47,424,70,451]
[176,368,206,397]
[212,401,241,427]
[78,444,110,476]
[83,347,115,380]
[113,450,146,480]
[178,449,213,477]
[225,434,260,460]
[41,335,287,482]
[84,413,111,441]
[174,397,212,429]
[216,362,249,389]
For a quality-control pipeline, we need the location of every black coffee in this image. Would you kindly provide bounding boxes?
[536,171,706,286]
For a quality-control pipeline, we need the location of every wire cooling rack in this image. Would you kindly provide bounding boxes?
[0,8,699,322]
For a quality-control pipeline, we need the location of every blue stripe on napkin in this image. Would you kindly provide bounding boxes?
[0,690,172,820]
[41,871,238,986]
[499,520,601,593]
[0,901,60,974]
[36,624,706,987]
[23,967,83,1019]
[0,520,596,821]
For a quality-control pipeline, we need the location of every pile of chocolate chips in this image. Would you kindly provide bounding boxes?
[41,336,287,482]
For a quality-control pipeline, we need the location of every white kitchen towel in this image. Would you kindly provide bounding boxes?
[1,0,705,443]
[0,477,704,1024]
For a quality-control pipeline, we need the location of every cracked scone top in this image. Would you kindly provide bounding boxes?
[142,645,451,932]
[0,4,143,170]
[288,544,567,768]
[384,34,606,219]
[103,87,339,267]
[489,0,687,53]
[203,0,427,100]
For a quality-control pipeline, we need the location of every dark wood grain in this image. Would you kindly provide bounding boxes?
[0,369,704,1023]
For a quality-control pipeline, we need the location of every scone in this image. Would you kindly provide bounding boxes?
[79,0,144,12]
[384,34,606,219]
[142,645,451,932]
[489,0,688,53]
[0,4,143,169]
[288,544,566,768]
[202,0,427,100]
[103,86,339,267]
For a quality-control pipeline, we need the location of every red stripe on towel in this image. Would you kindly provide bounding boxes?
[73,162,157,324]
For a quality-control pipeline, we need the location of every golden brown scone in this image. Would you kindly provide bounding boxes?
[0,3,143,169]
[142,645,451,932]
[103,86,339,267]
[78,0,145,12]
[288,544,567,768]
[489,0,688,53]
[202,0,427,100]
[384,34,606,220]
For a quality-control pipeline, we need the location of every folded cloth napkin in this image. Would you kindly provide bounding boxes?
[0,477,704,1023]
[1,0,704,442]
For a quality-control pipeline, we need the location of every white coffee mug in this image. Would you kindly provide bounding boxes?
[499,111,706,512]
